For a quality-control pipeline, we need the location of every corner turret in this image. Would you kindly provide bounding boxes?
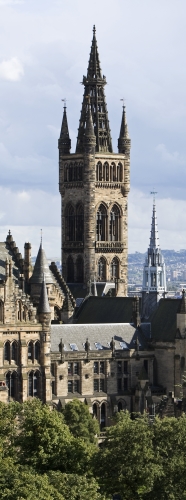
[118,105,131,155]
[58,105,71,155]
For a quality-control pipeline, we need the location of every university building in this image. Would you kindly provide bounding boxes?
[0,27,185,424]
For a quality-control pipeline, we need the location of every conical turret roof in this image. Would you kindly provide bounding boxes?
[58,106,71,154]
[118,105,131,154]
[30,243,54,284]
[38,275,51,314]
[76,26,112,154]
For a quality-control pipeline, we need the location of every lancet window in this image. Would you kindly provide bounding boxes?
[4,341,18,364]
[65,203,84,243]
[6,371,17,399]
[96,161,123,182]
[64,162,83,182]
[109,205,120,241]
[96,204,107,241]
[111,257,119,280]
[28,370,40,398]
[98,257,107,281]
[76,204,84,242]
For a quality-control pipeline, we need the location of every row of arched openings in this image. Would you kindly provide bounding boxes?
[98,257,119,281]
[4,341,40,364]
[5,370,40,399]
[66,255,119,283]
[96,162,123,182]
[96,204,121,242]
[64,162,83,182]
[65,203,84,242]
[66,256,84,283]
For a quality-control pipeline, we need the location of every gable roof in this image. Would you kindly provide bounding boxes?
[74,296,139,324]
[150,298,181,342]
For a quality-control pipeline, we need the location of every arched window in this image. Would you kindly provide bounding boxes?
[28,370,40,398]
[118,401,123,412]
[65,204,75,242]
[100,402,106,430]
[6,371,17,399]
[18,302,22,321]
[76,204,84,242]
[117,162,123,182]
[12,341,18,363]
[64,163,69,182]
[4,342,10,362]
[28,341,33,362]
[76,256,84,283]
[66,256,74,283]
[112,162,116,181]
[111,257,119,280]
[98,257,106,281]
[109,205,120,241]
[93,403,98,418]
[35,341,40,363]
[96,204,107,241]
[103,162,109,182]
[98,162,102,181]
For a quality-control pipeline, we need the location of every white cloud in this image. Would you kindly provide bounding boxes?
[0,57,24,81]
[0,0,24,4]
[156,144,186,165]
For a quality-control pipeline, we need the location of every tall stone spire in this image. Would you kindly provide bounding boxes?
[58,105,71,154]
[142,198,166,319]
[76,25,112,154]
[118,105,131,155]
[83,99,96,153]
[38,275,51,314]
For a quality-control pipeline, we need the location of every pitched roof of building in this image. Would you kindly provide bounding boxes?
[74,296,139,324]
[150,298,181,342]
[50,323,148,353]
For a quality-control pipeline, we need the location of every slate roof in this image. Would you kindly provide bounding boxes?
[50,323,147,353]
[38,278,51,314]
[74,296,139,324]
[30,243,55,285]
[150,298,182,342]
[0,242,19,282]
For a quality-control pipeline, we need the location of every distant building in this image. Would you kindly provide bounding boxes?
[142,199,166,319]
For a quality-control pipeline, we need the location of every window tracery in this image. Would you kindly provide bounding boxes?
[98,257,107,281]
[109,204,120,241]
[96,204,107,241]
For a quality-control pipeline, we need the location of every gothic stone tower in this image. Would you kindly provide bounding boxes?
[59,26,131,296]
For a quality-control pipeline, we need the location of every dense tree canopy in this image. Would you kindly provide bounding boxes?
[1,400,186,499]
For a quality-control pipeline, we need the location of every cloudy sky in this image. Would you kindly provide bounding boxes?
[0,0,186,258]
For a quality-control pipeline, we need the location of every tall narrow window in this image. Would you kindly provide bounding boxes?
[96,204,107,241]
[4,342,10,362]
[98,257,106,281]
[12,341,17,363]
[28,371,40,397]
[66,256,74,283]
[6,371,17,399]
[109,205,120,241]
[65,204,75,242]
[76,256,84,283]
[28,341,33,362]
[111,257,119,280]
[35,342,40,362]
[76,204,84,242]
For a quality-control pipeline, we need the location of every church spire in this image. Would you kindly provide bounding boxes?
[149,201,159,250]
[118,105,131,155]
[58,105,71,154]
[76,26,112,154]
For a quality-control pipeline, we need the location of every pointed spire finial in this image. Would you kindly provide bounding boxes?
[93,25,96,36]
[58,101,71,154]
[40,229,42,248]
[118,101,131,154]
[150,190,158,205]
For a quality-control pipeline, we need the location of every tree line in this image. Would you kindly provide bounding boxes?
[0,399,186,499]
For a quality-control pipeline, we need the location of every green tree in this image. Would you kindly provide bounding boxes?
[62,398,99,442]
[0,401,20,458]
[47,470,107,500]
[147,415,186,500]
[95,412,160,500]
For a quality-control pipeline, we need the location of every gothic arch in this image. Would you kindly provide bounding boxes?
[109,204,121,241]
[76,255,84,283]
[76,203,84,242]
[66,255,74,283]
[28,370,40,398]
[96,161,102,181]
[65,203,75,242]
[12,341,18,363]
[96,203,107,241]
[5,370,17,399]
[110,257,120,280]
[98,256,107,281]
[0,300,4,322]
[117,162,123,182]
[4,341,10,362]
